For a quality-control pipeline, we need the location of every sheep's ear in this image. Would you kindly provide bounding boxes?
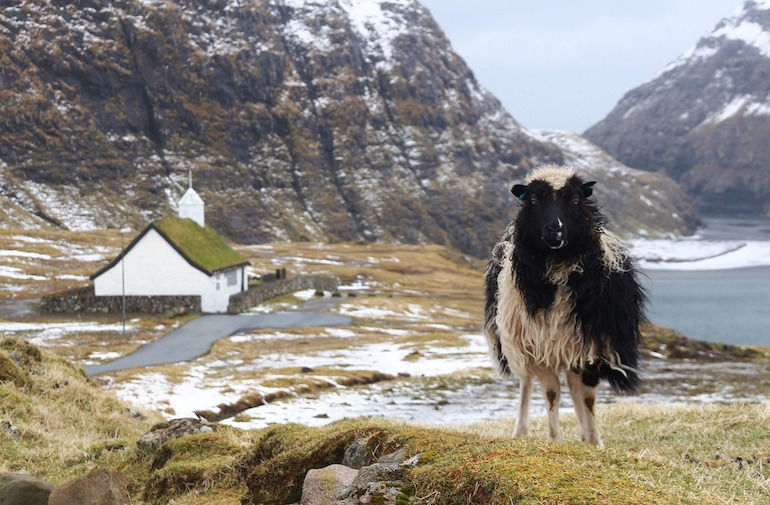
[582,181,596,197]
[511,184,528,201]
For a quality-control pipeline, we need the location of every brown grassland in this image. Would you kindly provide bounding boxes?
[0,228,768,504]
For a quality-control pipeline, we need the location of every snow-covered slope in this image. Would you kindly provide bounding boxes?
[585,0,770,217]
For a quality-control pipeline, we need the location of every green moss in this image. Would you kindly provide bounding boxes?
[0,353,29,389]
[153,217,248,274]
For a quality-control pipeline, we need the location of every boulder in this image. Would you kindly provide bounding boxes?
[136,417,216,450]
[0,473,54,505]
[48,468,130,505]
[300,465,359,505]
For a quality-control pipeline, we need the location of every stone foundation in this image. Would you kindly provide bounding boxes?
[40,286,200,314]
[39,276,340,315]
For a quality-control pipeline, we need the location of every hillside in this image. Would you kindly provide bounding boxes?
[0,0,697,256]
[584,0,770,217]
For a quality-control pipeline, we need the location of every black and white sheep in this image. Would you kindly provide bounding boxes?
[484,165,646,447]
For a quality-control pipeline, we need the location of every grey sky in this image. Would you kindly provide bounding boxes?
[419,1,741,133]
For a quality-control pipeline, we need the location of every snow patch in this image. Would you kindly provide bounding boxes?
[630,238,770,270]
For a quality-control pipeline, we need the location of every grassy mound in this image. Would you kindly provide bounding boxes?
[1,336,768,504]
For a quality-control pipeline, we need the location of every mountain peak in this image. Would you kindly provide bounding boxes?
[664,0,770,75]
[584,1,770,217]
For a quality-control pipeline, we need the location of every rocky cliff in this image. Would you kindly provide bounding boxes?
[584,0,770,217]
[1,0,696,256]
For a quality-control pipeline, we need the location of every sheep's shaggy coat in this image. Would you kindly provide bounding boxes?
[484,165,645,446]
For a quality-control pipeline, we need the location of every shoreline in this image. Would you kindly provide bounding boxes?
[641,265,770,281]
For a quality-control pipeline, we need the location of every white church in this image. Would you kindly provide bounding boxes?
[90,183,250,313]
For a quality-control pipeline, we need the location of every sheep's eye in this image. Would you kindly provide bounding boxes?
[529,196,538,205]
[571,197,580,205]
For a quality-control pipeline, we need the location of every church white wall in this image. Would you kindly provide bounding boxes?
[94,229,209,296]
[200,267,247,313]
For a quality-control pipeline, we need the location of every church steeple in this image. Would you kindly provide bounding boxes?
[178,170,205,227]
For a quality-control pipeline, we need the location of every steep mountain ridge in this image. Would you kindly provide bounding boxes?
[1,0,696,256]
[585,0,770,217]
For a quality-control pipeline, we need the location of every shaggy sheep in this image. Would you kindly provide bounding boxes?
[484,165,646,447]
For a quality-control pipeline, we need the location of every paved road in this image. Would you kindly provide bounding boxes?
[83,311,352,376]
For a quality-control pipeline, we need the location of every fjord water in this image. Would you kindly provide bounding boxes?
[641,218,770,346]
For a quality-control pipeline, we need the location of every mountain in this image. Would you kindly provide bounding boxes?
[584,0,770,217]
[0,0,696,257]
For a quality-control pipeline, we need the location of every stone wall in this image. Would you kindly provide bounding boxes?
[40,286,200,314]
[227,276,339,314]
[39,276,340,315]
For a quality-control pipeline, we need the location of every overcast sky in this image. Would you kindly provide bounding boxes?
[418,0,742,133]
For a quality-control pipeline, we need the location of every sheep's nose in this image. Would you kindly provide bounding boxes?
[545,219,563,237]
[542,219,566,249]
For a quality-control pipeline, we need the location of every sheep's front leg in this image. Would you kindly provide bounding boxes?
[537,368,563,442]
[567,370,603,448]
[513,374,534,437]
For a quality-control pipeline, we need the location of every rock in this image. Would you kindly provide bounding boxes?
[402,453,422,468]
[341,439,372,469]
[376,447,407,465]
[48,468,130,505]
[335,480,402,505]
[1,420,20,440]
[136,417,217,450]
[0,473,54,505]
[300,465,359,505]
[125,408,144,420]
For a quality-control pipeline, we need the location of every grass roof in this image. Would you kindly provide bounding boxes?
[153,217,249,274]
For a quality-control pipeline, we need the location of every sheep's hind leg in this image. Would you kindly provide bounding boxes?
[567,370,588,441]
[536,368,563,442]
[513,374,534,437]
[567,369,603,448]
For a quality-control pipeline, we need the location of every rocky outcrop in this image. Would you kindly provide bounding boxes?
[298,442,418,505]
[584,1,770,217]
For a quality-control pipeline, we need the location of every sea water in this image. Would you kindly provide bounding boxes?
[642,267,770,346]
[638,218,770,347]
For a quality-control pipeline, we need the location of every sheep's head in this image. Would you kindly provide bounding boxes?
[511,166,598,255]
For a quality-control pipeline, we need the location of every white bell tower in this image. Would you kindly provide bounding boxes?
[178,170,205,227]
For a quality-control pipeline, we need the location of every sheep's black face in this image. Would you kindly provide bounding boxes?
[512,175,596,255]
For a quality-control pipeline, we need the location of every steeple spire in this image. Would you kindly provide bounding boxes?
[179,170,205,227]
